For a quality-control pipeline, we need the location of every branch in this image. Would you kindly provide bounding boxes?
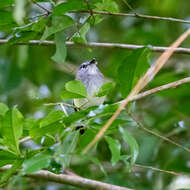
[31,0,51,15]
[74,10,190,25]
[0,40,190,54]
[0,166,132,190]
[82,28,190,154]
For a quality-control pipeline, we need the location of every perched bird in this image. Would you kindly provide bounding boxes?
[74,58,105,109]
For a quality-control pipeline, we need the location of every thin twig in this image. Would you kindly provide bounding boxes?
[31,0,51,15]
[135,164,188,177]
[82,28,190,154]
[73,10,190,25]
[128,111,190,153]
[1,40,190,54]
[19,136,31,143]
[44,102,76,108]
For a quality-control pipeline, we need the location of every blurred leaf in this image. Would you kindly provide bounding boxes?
[55,131,79,168]
[0,103,9,116]
[105,136,121,166]
[0,0,14,8]
[40,15,74,42]
[61,80,87,100]
[2,108,24,155]
[90,157,107,175]
[51,31,67,64]
[72,23,90,43]
[30,111,64,137]
[13,0,26,25]
[118,47,150,98]
[0,11,14,25]
[119,126,139,169]
[0,159,23,186]
[95,82,115,97]
[96,0,119,12]
[52,0,87,16]
[0,149,18,167]
[22,151,51,174]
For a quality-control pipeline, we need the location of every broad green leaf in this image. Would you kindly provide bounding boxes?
[105,136,121,165]
[13,0,26,25]
[30,111,64,137]
[55,131,79,168]
[89,157,107,175]
[118,47,150,98]
[0,159,23,186]
[53,0,87,16]
[95,82,115,97]
[0,149,18,167]
[40,15,74,42]
[0,103,9,116]
[51,31,67,64]
[0,11,14,25]
[2,108,24,155]
[0,0,14,8]
[22,152,51,174]
[61,80,87,100]
[95,0,119,12]
[119,126,139,169]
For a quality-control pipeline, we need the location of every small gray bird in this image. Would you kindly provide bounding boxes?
[74,58,105,109]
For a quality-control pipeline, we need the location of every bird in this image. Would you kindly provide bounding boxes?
[73,58,105,110]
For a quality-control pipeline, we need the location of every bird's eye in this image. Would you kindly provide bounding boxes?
[80,65,86,69]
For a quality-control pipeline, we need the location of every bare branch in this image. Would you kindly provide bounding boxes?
[0,166,133,190]
[0,40,190,54]
[73,10,190,25]
[82,28,190,154]
[31,0,51,15]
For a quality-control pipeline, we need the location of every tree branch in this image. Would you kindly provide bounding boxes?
[0,166,132,190]
[0,40,190,54]
[74,10,190,25]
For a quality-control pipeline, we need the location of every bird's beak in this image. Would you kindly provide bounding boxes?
[89,58,97,65]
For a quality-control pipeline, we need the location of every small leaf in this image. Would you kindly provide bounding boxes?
[61,80,87,100]
[2,108,24,155]
[40,15,74,42]
[119,127,139,169]
[55,131,79,168]
[53,0,87,16]
[118,47,150,98]
[51,31,67,64]
[95,82,115,97]
[0,103,9,116]
[0,149,18,167]
[105,136,121,165]
[22,152,51,174]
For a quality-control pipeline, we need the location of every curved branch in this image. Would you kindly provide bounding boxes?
[0,40,190,54]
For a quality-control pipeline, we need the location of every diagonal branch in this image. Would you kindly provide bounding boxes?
[82,28,190,154]
[73,10,190,25]
[1,40,190,54]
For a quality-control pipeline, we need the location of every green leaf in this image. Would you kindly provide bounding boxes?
[0,149,18,167]
[40,15,74,42]
[22,151,51,174]
[13,0,26,25]
[95,0,119,12]
[55,131,79,168]
[0,0,14,8]
[0,103,9,116]
[51,31,67,64]
[95,82,115,97]
[0,159,23,186]
[118,47,150,98]
[61,80,87,100]
[105,136,121,166]
[2,108,24,155]
[30,111,64,138]
[53,0,87,16]
[0,11,14,26]
[119,126,139,169]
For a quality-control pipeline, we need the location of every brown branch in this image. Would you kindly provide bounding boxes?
[0,40,190,54]
[73,10,190,25]
[0,166,132,190]
[134,164,189,177]
[82,28,190,154]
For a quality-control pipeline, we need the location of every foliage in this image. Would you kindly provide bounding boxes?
[0,0,190,189]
